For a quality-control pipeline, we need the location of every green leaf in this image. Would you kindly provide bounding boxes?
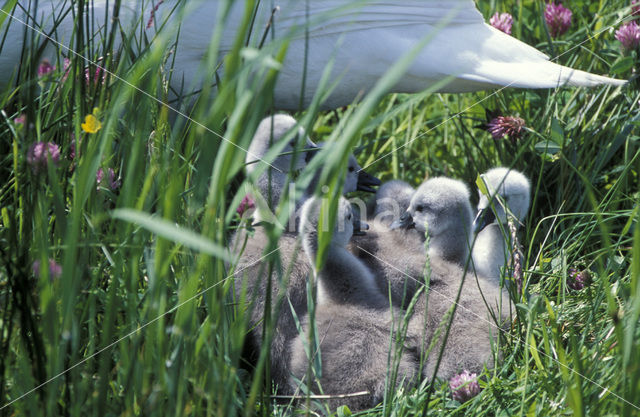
[111,209,231,262]
[528,334,545,372]
[534,141,562,155]
[0,207,9,229]
[336,405,352,417]
[0,0,19,29]
[476,174,489,197]
[610,56,635,75]
[550,118,564,145]
[240,47,282,70]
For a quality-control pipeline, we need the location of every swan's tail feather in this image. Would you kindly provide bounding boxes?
[447,24,628,91]
[462,60,627,91]
[551,66,626,88]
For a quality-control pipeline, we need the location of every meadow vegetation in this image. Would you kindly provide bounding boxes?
[0,0,639,415]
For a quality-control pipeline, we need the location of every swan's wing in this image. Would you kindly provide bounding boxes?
[277,0,484,38]
[274,0,623,92]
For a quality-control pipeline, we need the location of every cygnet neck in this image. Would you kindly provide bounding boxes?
[428,226,472,266]
[303,231,388,310]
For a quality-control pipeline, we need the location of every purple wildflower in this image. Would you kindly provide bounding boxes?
[237,194,256,217]
[568,268,590,291]
[96,167,121,191]
[69,134,79,160]
[146,0,165,29]
[615,22,640,52]
[545,2,572,38]
[449,370,481,402]
[27,142,61,173]
[485,115,526,141]
[85,66,106,86]
[61,58,71,83]
[37,59,55,77]
[32,259,62,280]
[14,114,26,126]
[490,12,513,35]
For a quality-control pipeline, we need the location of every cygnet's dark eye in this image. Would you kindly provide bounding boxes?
[288,140,296,148]
[348,166,355,172]
[347,213,352,221]
[415,204,426,212]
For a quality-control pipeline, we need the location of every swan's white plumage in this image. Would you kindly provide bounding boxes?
[0,0,625,109]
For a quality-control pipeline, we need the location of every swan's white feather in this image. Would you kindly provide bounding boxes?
[0,0,625,109]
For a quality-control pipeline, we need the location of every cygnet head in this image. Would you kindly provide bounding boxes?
[312,144,381,194]
[343,154,382,194]
[245,114,317,175]
[300,196,355,254]
[392,177,474,262]
[474,167,530,233]
[373,180,415,225]
[402,177,473,236]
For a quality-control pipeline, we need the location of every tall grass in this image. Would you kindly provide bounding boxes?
[0,0,639,415]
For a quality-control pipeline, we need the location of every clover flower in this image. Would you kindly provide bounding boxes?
[37,59,55,77]
[490,12,513,35]
[61,58,71,83]
[237,194,256,217]
[14,114,26,126]
[96,167,121,191]
[85,65,106,86]
[485,115,526,141]
[69,134,79,160]
[568,268,590,291]
[615,21,640,52]
[545,2,572,38]
[27,142,61,173]
[449,370,481,402]
[32,259,62,280]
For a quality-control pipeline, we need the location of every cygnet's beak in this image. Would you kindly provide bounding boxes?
[353,219,369,236]
[390,211,415,230]
[472,208,495,234]
[357,170,382,193]
[304,145,320,163]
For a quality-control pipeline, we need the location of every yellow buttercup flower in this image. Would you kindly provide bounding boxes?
[81,109,102,134]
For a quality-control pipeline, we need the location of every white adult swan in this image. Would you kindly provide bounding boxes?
[288,196,419,412]
[0,1,625,109]
[471,167,531,283]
